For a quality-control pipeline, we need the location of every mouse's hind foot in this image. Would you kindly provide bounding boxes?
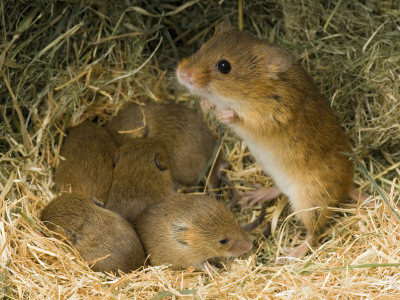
[239,186,281,207]
[275,233,316,264]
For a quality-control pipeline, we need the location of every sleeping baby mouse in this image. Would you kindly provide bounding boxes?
[105,137,176,225]
[54,121,117,204]
[40,193,145,273]
[136,193,253,271]
[105,101,225,189]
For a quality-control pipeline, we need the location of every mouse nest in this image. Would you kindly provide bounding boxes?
[1,0,400,299]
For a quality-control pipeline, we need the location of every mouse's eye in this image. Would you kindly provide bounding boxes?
[193,46,200,54]
[154,153,168,171]
[216,60,231,74]
[219,238,229,245]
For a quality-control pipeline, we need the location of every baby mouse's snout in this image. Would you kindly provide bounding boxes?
[230,238,253,257]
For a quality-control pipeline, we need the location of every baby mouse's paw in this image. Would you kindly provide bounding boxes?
[218,109,238,124]
[204,261,221,274]
[199,97,215,112]
[193,260,220,273]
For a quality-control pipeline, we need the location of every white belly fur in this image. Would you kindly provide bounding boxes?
[233,125,297,200]
[206,93,298,202]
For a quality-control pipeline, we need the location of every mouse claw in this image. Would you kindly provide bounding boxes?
[197,260,219,273]
[283,245,293,254]
[272,245,306,265]
[199,97,215,112]
[218,109,238,124]
[274,256,296,265]
[277,233,315,263]
[239,186,281,208]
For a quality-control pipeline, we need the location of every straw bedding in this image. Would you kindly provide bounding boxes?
[1,0,399,298]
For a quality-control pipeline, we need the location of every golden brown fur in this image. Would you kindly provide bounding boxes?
[105,101,223,188]
[105,138,176,225]
[40,193,145,273]
[54,121,117,204]
[176,20,354,257]
[136,194,253,271]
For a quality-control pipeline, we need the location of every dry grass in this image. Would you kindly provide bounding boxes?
[1,0,400,298]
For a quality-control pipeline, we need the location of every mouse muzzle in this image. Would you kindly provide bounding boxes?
[229,239,253,257]
[176,68,195,88]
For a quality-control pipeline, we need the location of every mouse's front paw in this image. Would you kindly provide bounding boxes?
[199,97,215,112]
[218,109,238,124]
[196,260,220,273]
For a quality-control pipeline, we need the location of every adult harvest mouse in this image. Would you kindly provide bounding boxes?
[105,101,224,188]
[176,20,359,258]
[136,194,253,271]
[55,121,117,204]
[105,137,176,225]
[40,193,145,273]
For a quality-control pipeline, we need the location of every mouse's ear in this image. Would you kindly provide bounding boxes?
[154,152,168,171]
[263,46,293,79]
[172,223,189,246]
[214,17,232,35]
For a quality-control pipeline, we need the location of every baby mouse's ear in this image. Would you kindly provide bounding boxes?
[263,46,293,79]
[154,152,168,171]
[172,223,189,246]
[214,17,232,35]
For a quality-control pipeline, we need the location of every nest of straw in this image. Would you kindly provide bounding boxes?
[1,0,400,298]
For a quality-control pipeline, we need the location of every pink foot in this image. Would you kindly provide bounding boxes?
[218,109,238,124]
[285,240,311,258]
[199,97,215,112]
[276,234,314,264]
[240,186,282,208]
[349,187,370,205]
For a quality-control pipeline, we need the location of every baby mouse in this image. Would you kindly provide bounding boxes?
[40,193,145,273]
[105,101,225,189]
[136,194,253,271]
[55,121,117,204]
[105,137,176,225]
[176,19,359,259]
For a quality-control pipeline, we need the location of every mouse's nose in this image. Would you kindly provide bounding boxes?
[230,238,253,256]
[177,69,194,87]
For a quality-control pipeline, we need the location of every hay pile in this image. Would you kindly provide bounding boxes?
[1,0,400,298]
